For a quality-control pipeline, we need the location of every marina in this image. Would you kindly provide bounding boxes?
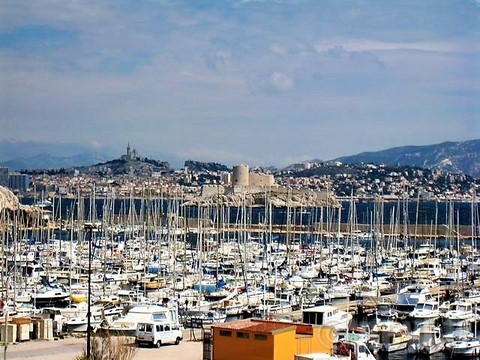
[1,186,480,360]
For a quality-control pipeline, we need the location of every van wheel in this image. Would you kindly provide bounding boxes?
[156,340,162,348]
[175,337,181,345]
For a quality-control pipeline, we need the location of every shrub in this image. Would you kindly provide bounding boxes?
[74,333,137,360]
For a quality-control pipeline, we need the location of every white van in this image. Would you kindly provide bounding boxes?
[135,322,183,348]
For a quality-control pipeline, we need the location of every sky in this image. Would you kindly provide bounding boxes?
[0,0,479,167]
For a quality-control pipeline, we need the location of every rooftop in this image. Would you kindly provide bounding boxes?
[213,319,315,335]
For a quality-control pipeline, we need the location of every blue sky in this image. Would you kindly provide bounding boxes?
[0,0,478,167]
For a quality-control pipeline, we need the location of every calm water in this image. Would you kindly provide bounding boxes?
[21,197,479,226]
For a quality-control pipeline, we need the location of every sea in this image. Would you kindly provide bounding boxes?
[21,197,478,227]
[20,197,479,249]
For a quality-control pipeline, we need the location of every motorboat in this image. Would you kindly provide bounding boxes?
[445,328,474,338]
[31,285,70,308]
[368,321,412,353]
[297,266,318,279]
[255,298,292,318]
[66,313,103,332]
[408,324,445,355]
[182,309,227,327]
[325,284,354,300]
[445,334,480,357]
[442,300,478,328]
[375,302,398,321]
[444,329,474,347]
[69,290,87,304]
[302,305,352,332]
[218,299,246,316]
[288,275,306,289]
[408,300,440,327]
[394,282,433,318]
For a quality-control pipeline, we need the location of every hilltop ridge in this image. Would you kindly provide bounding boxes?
[334,139,480,178]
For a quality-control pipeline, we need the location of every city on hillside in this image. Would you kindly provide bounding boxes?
[0,144,479,202]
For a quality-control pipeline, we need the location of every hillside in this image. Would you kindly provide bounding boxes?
[78,158,171,176]
[184,160,231,173]
[335,140,480,178]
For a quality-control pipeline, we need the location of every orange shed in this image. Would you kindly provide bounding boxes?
[212,319,335,360]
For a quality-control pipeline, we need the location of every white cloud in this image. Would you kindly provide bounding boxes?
[314,38,478,54]
[269,43,289,55]
[270,72,293,91]
[87,140,103,149]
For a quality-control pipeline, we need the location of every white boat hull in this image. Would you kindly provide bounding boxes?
[417,342,445,355]
[443,316,474,328]
[447,339,480,357]
[382,338,411,353]
[66,319,101,333]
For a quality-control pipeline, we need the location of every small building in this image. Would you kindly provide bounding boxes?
[212,319,334,360]
[0,167,8,187]
[8,173,30,191]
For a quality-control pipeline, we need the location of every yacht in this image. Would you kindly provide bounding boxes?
[219,299,246,316]
[32,285,70,308]
[297,266,318,279]
[444,329,474,346]
[408,324,445,355]
[236,288,268,307]
[445,333,480,357]
[442,300,478,328]
[375,302,398,321]
[408,300,440,327]
[66,313,103,332]
[368,321,412,353]
[394,282,433,318]
[302,305,352,332]
[255,298,292,318]
[182,309,227,327]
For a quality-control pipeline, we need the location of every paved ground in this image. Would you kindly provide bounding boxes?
[4,329,205,360]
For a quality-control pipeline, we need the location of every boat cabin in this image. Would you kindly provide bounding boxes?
[302,305,352,331]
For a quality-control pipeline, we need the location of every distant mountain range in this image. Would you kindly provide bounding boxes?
[0,140,114,170]
[1,152,114,171]
[334,140,480,178]
[0,140,185,171]
[1,139,479,178]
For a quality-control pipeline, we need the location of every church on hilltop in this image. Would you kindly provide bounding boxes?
[120,143,144,162]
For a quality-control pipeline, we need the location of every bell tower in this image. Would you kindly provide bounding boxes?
[127,142,132,160]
